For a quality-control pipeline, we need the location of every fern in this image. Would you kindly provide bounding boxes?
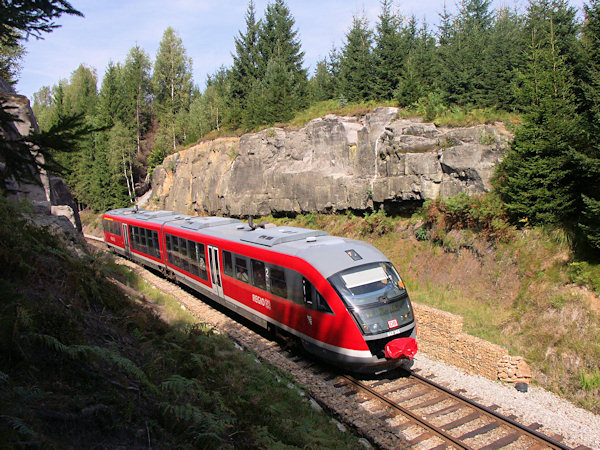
[31,333,149,385]
[0,415,38,439]
[71,345,149,385]
[160,402,206,423]
[161,375,196,397]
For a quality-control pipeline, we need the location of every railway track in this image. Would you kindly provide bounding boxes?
[84,234,585,449]
[327,371,574,449]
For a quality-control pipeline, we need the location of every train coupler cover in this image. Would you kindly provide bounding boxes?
[384,337,418,360]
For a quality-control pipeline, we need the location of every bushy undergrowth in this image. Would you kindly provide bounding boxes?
[0,198,361,448]
[398,93,519,127]
[419,193,515,249]
[288,99,397,129]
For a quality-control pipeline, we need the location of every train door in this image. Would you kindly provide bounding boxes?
[208,245,223,297]
[122,223,130,255]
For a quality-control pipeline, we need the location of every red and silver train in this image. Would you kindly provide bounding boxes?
[102,207,417,372]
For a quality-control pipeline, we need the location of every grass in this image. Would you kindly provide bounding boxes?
[0,197,364,448]
[264,204,600,413]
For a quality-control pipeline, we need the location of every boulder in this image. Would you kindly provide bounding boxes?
[151,107,512,217]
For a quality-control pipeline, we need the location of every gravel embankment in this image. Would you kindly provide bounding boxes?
[412,354,600,449]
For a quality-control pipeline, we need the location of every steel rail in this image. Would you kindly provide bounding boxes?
[406,371,570,450]
[340,374,472,449]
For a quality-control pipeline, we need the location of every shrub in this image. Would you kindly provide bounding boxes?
[423,193,514,244]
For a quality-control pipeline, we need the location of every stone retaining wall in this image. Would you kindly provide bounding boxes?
[412,303,532,384]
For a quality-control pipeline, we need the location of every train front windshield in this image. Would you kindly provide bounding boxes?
[329,262,414,336]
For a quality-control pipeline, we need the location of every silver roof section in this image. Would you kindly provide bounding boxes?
[105,207,391,278]
[240,226,328,247]
[178,216,240,230]
[105,208,185,224]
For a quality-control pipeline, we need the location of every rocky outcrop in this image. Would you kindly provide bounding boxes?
[0,83,81,232]
[151,107,511,217]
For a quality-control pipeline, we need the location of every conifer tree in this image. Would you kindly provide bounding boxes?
[97,61,124,127]
[253,0,308,121]
[152,27,193,153]
[122,45,152,155]
[495,19,583,224]
[484,8,526,109]
[395,22,436,106]
[437,0,494,105]
[0,36,25,85]
[309,58,335,102]
[373,0,403,100]
[261,56,297,124]
[230,0,261,127]
[577,0,600,249]
[338,15,376,102]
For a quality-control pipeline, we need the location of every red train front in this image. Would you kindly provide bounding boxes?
[102,207,417,373]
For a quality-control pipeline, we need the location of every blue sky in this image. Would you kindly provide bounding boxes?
[17,0,584,101]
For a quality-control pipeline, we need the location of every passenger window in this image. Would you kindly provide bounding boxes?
[251,259,266,291]
[303,278,333,314]
[188,241,198,275]
[234,255,249,283]
[153,231,160,258]
[269,265,287,299]
[181,238,190,272]
[223,251,233,276]
[166,234,171,252]
[314,288,333,313]
[286,269,304,304]
[196,243,207,279]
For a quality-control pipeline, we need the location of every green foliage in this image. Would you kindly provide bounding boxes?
[0,0,82,49]
[495,13,584,226]
[580,369,600,391]
[152,27,193,153]
[0,37,24,85]
[411,91,448,122]
[422,193,514,243]
[568,261,600,293]
[0,197,362,448]
[337,15,376,102]
[360,209,395,236]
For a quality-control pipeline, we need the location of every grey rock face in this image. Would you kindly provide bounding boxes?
[1,85,81,232]
[151,107,511,217]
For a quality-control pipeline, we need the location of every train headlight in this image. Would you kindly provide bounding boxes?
[362,324,370,332]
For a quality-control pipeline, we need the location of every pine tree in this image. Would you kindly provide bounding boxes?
[338,15,376,102]
[395,22,436,106]
[122,45,152,155]
[0,35,25,85]
[230,0,261,127]
[577,0,600,249]
[373,0,403,100]
[495,19,583,224]
[152,27,193,153]
[256,0,308,109]
[437,0,495,106]
[97,61,124,127]
[484,8,526,109]
[261,56,297,124]
[63,64,98,117]
[309,58,335,102]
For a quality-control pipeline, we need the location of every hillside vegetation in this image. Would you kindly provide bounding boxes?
[22,0,598,256]
[260,195,600,413]
[0,197,363,448]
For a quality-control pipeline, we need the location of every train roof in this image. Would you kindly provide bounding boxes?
[104,208,390,279]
